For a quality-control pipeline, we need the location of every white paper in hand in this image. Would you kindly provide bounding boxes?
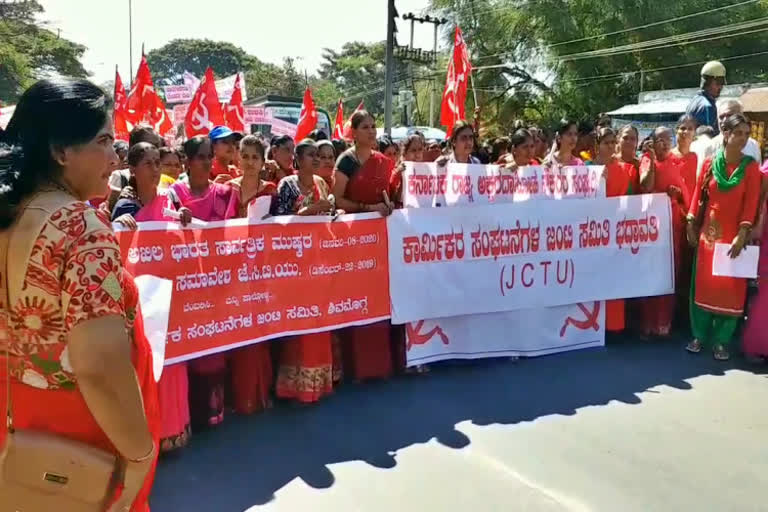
[247,195,272,221]
[134,275,173,382]
[712,243,759,279]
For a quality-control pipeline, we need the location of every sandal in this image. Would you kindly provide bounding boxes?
[713,345,730,361]
[685,339,702,353]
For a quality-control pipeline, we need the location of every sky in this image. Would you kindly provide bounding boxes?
[39,0,442,85]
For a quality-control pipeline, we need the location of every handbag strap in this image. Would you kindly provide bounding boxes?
[1,217,14,432]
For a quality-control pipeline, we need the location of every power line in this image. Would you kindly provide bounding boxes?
[468,0,762,62]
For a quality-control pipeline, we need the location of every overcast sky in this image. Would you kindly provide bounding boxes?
[39,0,442,85]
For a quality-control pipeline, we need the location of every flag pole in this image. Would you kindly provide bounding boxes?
[128,0,133,87]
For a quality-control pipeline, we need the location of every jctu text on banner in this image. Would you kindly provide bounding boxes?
[387,193,674,324]
[116,215,390,364]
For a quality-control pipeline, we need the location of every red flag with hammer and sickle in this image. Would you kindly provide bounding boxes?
[126,55,156,125]
[113,68,130,141]
[225,73,245,133]
[440,26,472,136]
[184,67,226,138]
[294,87,318,142]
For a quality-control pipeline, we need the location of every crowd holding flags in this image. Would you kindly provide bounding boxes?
[113,24,475,143]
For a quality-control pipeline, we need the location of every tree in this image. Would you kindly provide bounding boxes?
[146,39,258,84]
[430,0,768,132]
[0,0,89,102]
[319,41,416,121]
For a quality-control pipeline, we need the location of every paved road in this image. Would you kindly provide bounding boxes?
[151,339,768,511]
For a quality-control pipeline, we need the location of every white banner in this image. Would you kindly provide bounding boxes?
[403,162,605,208]
[165,72,248,105]
[388,193,674,324]
[405,303,606,365]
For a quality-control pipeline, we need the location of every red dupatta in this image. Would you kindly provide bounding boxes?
[345,151,395,204]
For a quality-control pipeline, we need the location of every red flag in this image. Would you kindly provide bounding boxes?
[184,67,226,138]
[126,55,155,125]
[294,87,318,142]
[343,101,365,140]
[332,99,344,140]
[225,73,245,132]
[148,89,173,136]
[113,68,130,141]
[440,26,473,136]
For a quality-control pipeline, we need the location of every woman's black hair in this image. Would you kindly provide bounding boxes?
[308,129,328,142]
[240,134,267,159]
[127,142,158,167]
[676,114,699,129]
[510,129,532,148]
[316,139,337,158]
[490,137,511,163]
[270,134,294,148]
[0,78,111,228]
[295,138,317,161]
[183,135,210,160]
[129,126,163,148]
[555,118,578,138]
[618,124,639,140]
[331,138,348,157]
[158,146,178,160]
[401,133,423,155]
[596,126,616,143]
[350,109,374,130]
[721,113,750,134]
[449,120,474,149]
[377,135,396,153]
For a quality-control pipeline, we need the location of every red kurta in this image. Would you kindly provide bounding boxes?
[637,155,691,335]
[689,157,761,315]
[229,179,276,413]
[343,151,395,380]
[672,151,698,208]
[603,160,639,331]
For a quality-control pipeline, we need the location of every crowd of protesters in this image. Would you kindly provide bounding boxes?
[0,73,767,510]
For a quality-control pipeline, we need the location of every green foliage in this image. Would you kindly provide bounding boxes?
[0,0,88,102]
[146,39,258,84]
[430,0,768,133]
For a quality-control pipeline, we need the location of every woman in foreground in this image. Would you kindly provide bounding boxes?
[686,114,761,361]
[0,78,156,511]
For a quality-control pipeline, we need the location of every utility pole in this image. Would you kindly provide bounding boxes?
[399,13,447,127]
[384,0,397,135]
[128,0,133,86]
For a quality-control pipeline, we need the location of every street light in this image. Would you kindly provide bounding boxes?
[128,0,133,86]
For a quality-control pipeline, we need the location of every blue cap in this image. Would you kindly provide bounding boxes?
[209,125,240,141]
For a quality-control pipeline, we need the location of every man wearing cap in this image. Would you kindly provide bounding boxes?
[694,98,762,177]
[209,125,243,182]
[685,61,726,135]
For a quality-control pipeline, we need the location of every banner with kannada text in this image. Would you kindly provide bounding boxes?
[388,194,674,324]
[117,214,389,364]
[402,162,605,208]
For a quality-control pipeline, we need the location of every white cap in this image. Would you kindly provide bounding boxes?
[701,61,726,78]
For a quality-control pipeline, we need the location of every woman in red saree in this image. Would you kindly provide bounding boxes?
[316,140,337,189]
[686,114,761,361]
[671,115,699,321]
[636,127,691,337]
[588,127,634,333]
[227,135,276,414]
[332,110,395,381]
[272,139,335,401]
[108,142,191,454]
[169,136,239,429]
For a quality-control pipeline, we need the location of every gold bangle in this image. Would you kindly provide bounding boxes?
[127,444,155,463]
